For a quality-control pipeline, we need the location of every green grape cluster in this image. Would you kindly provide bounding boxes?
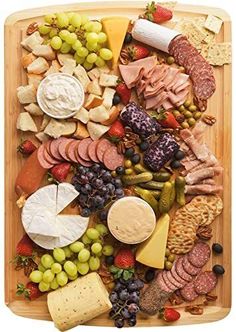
[29,224,114,292]
[38,12,113,70]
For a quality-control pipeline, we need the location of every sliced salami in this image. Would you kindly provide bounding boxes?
[43,144,60,165]
[194,271,217,295]
[37,145,54,169]
[183,256,201,276]
[77,138,93,161]
[103,146,124,170]
[170,263,188,287]
[162,271,177,292]
[66,140,79,163]
[49,138,65,161]
[96,139,113,163]
[165,270,184,289]
[74,147,93,167]
[88,140,100,163]
[180,281,199,302]
[58,138,74,161]
[156,272,172,293]
[175,257,193,282]
[188,242,211,268]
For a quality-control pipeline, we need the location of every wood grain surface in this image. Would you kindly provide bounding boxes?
[4,1,231,326]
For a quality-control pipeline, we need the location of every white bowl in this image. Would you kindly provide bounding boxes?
[37,73,85,120]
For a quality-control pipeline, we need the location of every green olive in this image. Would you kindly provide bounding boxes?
[164,256,168,262]
[189,104,197,112]
[178,105,185,112]
[193,111,202,120]
[168,254,176,262]
[188,117,196,126]
[183,111,192,118]
[125,168,133,175]
[184,100,191,108]
[167,56,175,65]
[165,248,170,257]
[179,66,185,73]
[181,121,190,129]
[173,110,181,117]
[111,171,117,177]
[124,160,132,168]
[165,261,173,270]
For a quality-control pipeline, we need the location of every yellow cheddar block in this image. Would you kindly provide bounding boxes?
[101,16,130,68]
[136,214,170,269]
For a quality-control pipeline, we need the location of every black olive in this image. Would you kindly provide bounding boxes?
[174,150,185,160]
[131,154,141,164]
[139,141,149,151]
[125,148,135,158]
[112,93,121,105]
[213,264,225,275]
[105,255,114,266]
[116,166,125,175]
[145,269,155,282]
[212,243,223,254]
[124,32,133,44]
[170,160,182,169]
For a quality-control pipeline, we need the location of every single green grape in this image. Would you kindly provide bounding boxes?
[97,32,107,44]
[89,256,101,271]
[56,12,69,28]
[95,56,106,68]
[86,42,97,52]
[93,238,103,245]
[62,246,73,258]
[59,29,70,40]
[41,254,55,269]
[78,248,91,263]
[70,13,82,28]
[44,14,56,24]
[84,21,94,32]
[77,262,89,275]
[67,12,75,21]
[64,261,77,277]
[56,271,68,287]
[86,32,99,44]
[43,270,55,283]
[86,228,100,240]
[74,53,85,64]
[68,273,78,281]
[51,36,63,50]
[38,25,51,35]
[102,245,114,256]
[86,53,98,64]
[76,47,89,58]
[49,28,58,38]
[51,262,62,274]
[99,48,113,60]
[65,32,77,45]
[91,242,102,255]
[69,241,84,253]
[68,24,76,32]
[95,224,108,236]
[53,248,66,263]
[29,270,43,283]
[91,22,102,33]
[72,40,82,51]
[81,14,89,25]
[60,42,72,54]
[50,278,59,290]
[38,263,46,273]
[38,281,50,292]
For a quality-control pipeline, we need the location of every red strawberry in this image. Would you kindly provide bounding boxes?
[16,282,43,300]
[108,120,125,140]
[127,44,150,61]
[114,249,135,269]
[144,2,173,24]
[51,162,71,182]
[17,140,37,156]
[156,110,180,129]
[116,83,131,105]
[159,308,181,322]
[16,234,34,257]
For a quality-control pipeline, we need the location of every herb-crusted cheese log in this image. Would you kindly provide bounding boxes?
[47,272,112,331]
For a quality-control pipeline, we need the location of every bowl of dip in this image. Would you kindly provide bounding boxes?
[37,73,85,119]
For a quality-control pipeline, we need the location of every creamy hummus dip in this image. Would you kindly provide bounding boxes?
[37,73,84,119]
[107,196,156,244]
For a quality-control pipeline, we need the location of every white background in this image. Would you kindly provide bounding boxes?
[0,0,234,331]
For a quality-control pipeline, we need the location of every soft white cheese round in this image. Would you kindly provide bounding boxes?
[107,196,156,244]
[37,73,84,119]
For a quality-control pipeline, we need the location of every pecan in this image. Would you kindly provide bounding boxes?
[26,22,39,35]
[176,114,185,123]
[202,114,216,126]
[98,264,114,284]
[117,141,126,154]
[185,305,204,315]
[123,187,135,196]
[169,292,184,306]
[120,49,130,65]
[197,225,212,240]
[205,293,218,302]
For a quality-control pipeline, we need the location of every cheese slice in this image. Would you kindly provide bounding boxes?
[28,210,59,237]
[101,17,130,68]
[136,214,170,269]
[56,183,79,214]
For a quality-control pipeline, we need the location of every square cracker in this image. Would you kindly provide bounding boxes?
[204,15,223,34]
[207,42,231,66]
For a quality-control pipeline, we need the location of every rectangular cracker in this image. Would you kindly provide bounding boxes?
[204,15,223,34]
[207,42,232,66]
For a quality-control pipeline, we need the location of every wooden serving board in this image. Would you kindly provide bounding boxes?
[4,1,232,326]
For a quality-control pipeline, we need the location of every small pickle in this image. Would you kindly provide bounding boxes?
[193,111,202,120]
[159,181,172,213]
[184,100,191,108]
[152,172,171,182]
[139,181,164,190]
[149,190,161,199]
[181,121,190,129]
[169,180,176,209]
[124,160,132,168]
[122,172,153,185]
[183,110,192,118]
[167,56,175,65]
[175,176,186,206]
[165,261,173,270]
[188,118,196,127]
[134,187,159,214]
[173,110,181,117]
[178,105,185,112]
[189,104,197,112]
[134,164,148,174]
[125,168,133,175]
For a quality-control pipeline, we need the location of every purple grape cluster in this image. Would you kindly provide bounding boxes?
[72,164,124,217]
[109,278,144,328]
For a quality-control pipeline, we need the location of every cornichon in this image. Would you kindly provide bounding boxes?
[159,181,172,214]
[139,181,164,190]
[134,187,159,214]
[136,187,161,199]
[152,172,171,182]
[175,176,186,206]
[169,180,176,208]
[134,164,149,174]
[122,172,153,185]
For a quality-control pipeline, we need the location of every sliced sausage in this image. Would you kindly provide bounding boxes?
[88,140,100,163]
[77,138,93,161]
[188,242,211,268]
[37,144,55,169]
[65,139,77,160]
[74,147,93,167]
[194,271,217,295]
[165,270,184,289]
[96,138,113,163]
[43,142,60,165]
[180,281,199,302]
[162,271,177,292]
[49,138,65,161]
[58,138,74,161]
[103,146,124,170]
[183,256,201,276]
[67,140,80,163]
[156,272,172,293]
[171,262,188,287]
[175,257,193,282]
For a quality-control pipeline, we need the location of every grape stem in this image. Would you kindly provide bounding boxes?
[111,300,128,319]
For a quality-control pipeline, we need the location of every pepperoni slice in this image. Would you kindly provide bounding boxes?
[66,140,80,163]
[49,138,65,161]
[180,281,199,302]
[88,140,100,163]
[96,139,113,163]
[103,146,124,170]
[194,271,217,295]
[37,145,54,169]
[77,138,93,161]
[58,138,74,161]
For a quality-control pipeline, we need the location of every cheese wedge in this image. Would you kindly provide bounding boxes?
[136,214,170,269]
[101,17,130,68]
